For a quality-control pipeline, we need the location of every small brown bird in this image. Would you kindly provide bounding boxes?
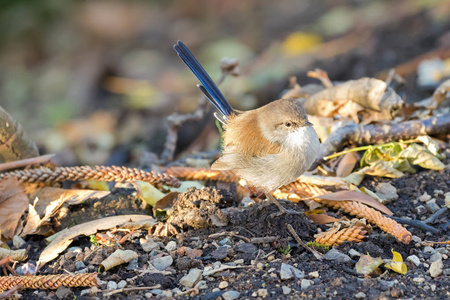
[174,41,320,214]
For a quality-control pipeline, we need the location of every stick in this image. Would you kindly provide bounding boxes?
[286,224,323,261]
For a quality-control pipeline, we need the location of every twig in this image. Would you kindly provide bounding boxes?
[387,216,438,234]
[0,154,55,172]
[103,285,161,297]
[423,207,449,225]
[0,283,23,299]
[286,224,323,261]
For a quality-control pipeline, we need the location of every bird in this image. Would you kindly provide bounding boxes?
[173,41,320,215]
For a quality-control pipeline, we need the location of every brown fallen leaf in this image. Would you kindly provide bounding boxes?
[313,191,393,216]
[99,249,139,272]
[336,152,358,178]
[0,178,29,239]
[307,214,340,225]
[38,215,156,266]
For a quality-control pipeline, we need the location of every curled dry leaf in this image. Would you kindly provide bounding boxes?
[336,152,358,178]
[38,215,155,266]
[99,249,139,272]
[0,248,27,261]
[307,213,340,225]
[355,254,384,276]
[0,178,29,239]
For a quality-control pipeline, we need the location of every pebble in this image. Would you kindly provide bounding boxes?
[348,249,361,258]
[267,255,275,261]
[222,291,240,300]
[258,289,268,297]
[419,192,432,202]
[67,247,83,255]
[416,205,427,215]
[443,254,448,260]
[219,281,229,289]
[117,280,127,289]
[426,199,440,213]
[75,261,86,270]
[375,182,398,203]
[195,280,208,290]
[219,237,232,246]
[151,255,173,271]
[429,252,442,263]
[256,262,264,270]
[282,286,291,295]
[280,263,305,280]
[56,286,72,299]
[413,277,425,284]
[430,259,443,277]
[301,279,312,290]
[239,197,255,207]
[179,268,203,288]
[309,271,319,278]
[324,248,352,263]
[151,289,163,295]
[165,241,177,252]
[107,281,118,290]
[406,255,420,267]
[424,246,435,253]
[141,239,160,252]
[127,258,138,270]
[355,292,366,298]
[411,236,422,243]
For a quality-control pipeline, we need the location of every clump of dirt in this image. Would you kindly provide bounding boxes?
[168,187,234,230]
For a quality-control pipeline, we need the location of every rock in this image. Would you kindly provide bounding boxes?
[411,236,422,243]
[151,255,173,271]
[425,199,440,213]
[212,246,230,260]
[67,247,83,255]
[117,280,127,289]
[375,182,398,203]
[222,291,240,300]
[107,281,118,290]
[239,197,255,207]
[56,286,72,299]
[194,280,208,290]
[141,239,160,252]
[165,241,177,252]
[179,268,203,288]
[406,255,420,267]
[444,268,450,276]
[258,289,268,297]
[390,287,404,298]
[430,252,442,263]
[415,205,427,215]
[419,192,432,202]
[219,281,229,289]
[423,246,435,253]
[324,248,352,263]
[219,238,232,246]
[413,277,425,284]
[301,279,312,290]
[150,289,163,295]
[282,286,291,295]
[75,261,86,270]
[348,249,361,258]
[127,258,139,270]
[235,243,257,254]
[430,259,443,277]
[355,292,366,298]
[309,271,319,278]
[256,262,264,270]
[280,263,305,280]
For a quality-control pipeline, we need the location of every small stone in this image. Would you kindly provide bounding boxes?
[390,287,403,298]
[258,289,268,297]
[107,281,117,290]
[309,271,319,278]
[151,289,163,295]
[426,199,440,213]
[194,280,208,290]
[411,236,422,243]
[56,286,72,299]
[416,205,427,215]
[444,268,450,276]
[219,238,232,246]
[282,286,291,295]
[212,246,229,260]
[413,277,425,284]
[151,255,173,271]
[445,192,450,205]
[375,182,398,203]
[424,246,435,253]
[145,293,152,298]
[348,249,361,258]
[141,239,160,252]
[267,255,275,261]
[431,284,436,292]
[239,197,255,207]
[127,258,138,270]
[13,235,26,248]
[406,255,420,267]
[67,247,83,255]
[117,280,127,289]
[434,190,444,196]
[222,291,240,300]
[219,281,229,289]
[301,279,312,290]
[75,261,86,270]
[430,259,443,277]
[419,192,432,202]
[235,243,257,254]
[355,292,366,298]
[280,263,305,280]
[179,268,203,288]
[443,254,448,260]
[324,248,352,263]
[252,292,257,297]
[165,241,177,252]
[430,252,442,263]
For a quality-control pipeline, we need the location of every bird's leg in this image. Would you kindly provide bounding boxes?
[263,191,301,217]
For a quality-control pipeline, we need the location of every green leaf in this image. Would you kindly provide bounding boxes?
[399,144,445,170]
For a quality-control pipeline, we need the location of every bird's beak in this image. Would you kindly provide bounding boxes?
[303,120,313,127]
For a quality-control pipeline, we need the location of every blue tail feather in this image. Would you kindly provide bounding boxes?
[173,41,234,116]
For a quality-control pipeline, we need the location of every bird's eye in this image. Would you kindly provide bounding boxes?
[285,122,292,127]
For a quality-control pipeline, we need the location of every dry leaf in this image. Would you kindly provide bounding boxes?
[0,248,27,261]
[355,254,383,275]
[38,214,155,266]
[135,181,165,207]
[0,178,29,239]
[307,214,340,225]
[384,249,407,274]
[336,152,358,177]
[99,249,138,272]
[313,191,393,216]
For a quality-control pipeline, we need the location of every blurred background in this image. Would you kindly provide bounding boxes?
[1,0,449,167]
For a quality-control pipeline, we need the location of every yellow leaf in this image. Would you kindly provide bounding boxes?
[87,180,110,191]
[282,32,322,56]
[135,181,165,207]
[355,254,383,275]
[384,249,407,274]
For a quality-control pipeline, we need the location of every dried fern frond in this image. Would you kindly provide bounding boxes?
[0,165,181,188]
